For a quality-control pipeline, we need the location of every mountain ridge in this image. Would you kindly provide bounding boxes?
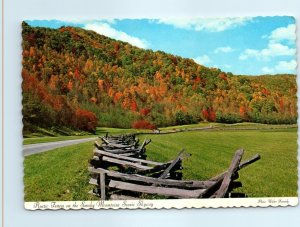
[22,22,297,134]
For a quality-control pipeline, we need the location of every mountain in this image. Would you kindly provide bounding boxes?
[21,22,297,134]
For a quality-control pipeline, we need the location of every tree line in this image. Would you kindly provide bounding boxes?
[22,22,297,134]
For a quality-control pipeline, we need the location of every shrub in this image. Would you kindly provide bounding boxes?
[132,120,156,130]
[175,111,197,125]
[75,109,98,132]
[216,112,243,124]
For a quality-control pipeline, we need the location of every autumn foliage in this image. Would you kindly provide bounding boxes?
[75,109,98,132]
[140,108,151,116]
[22,63,98,133]
[21,21,297,134]
[132,120,157,130]
[202,108,216,122]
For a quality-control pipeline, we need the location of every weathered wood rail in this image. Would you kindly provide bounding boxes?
[88,134,260,200]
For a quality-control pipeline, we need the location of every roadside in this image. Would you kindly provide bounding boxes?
[23,135,95,145]
[23,137,97,156]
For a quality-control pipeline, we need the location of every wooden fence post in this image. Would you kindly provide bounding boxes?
[158,149,184,179]
[100,173,106,200]
[215,149,244,198]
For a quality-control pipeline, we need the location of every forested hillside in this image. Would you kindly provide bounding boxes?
[22,22,297,134]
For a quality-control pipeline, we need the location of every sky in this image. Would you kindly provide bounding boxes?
[26,17,297,76]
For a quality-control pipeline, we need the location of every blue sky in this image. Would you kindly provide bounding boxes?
[26,17,297,75]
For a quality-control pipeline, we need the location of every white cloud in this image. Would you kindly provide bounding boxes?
[214,46,235,53]
[84,22,148,49]
[101,19,117,24]
[156,17,253,32]
[262,60,297,74]
[240,23,296,61]
[57,18,117,24]
[276,59,297,71]
[262,66,275,74]
[239,43,295,60]
[269,24,296,43]
[193,55,211,65]
[239,49,259,60]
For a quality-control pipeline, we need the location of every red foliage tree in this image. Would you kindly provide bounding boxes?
[75,109,98,132]
[194,77,202,83]
[279,99,284,111]
[132,120,156,130]
[239,106,246,116]
[202,109,209,120]
[202,108,216,122]
[131,100,138,112]
[139,108,151,116]
[209,110,216,122]
[262,88,270,96]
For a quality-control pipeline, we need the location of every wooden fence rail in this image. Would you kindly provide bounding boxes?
[88,134,260,200]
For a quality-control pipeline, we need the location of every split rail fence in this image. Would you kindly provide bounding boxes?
[88,134,260,200]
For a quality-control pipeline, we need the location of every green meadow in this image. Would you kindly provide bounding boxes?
[24,124,298,201]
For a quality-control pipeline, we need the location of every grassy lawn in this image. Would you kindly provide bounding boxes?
[140,128,298,198]
[159,122,220,130]
[24,141,96,201]
[24,124,298,201]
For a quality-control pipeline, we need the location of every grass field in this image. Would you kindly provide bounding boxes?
[141,129,298,198]
[24,124,298,201]
[24,141,96,201]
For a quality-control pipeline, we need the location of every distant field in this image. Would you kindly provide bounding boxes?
[24,122,297,145]
[24,124,298,201]
[99,122,297,133]
[219,122,297,129]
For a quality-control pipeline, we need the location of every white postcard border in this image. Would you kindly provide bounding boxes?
[25,197,298,210]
